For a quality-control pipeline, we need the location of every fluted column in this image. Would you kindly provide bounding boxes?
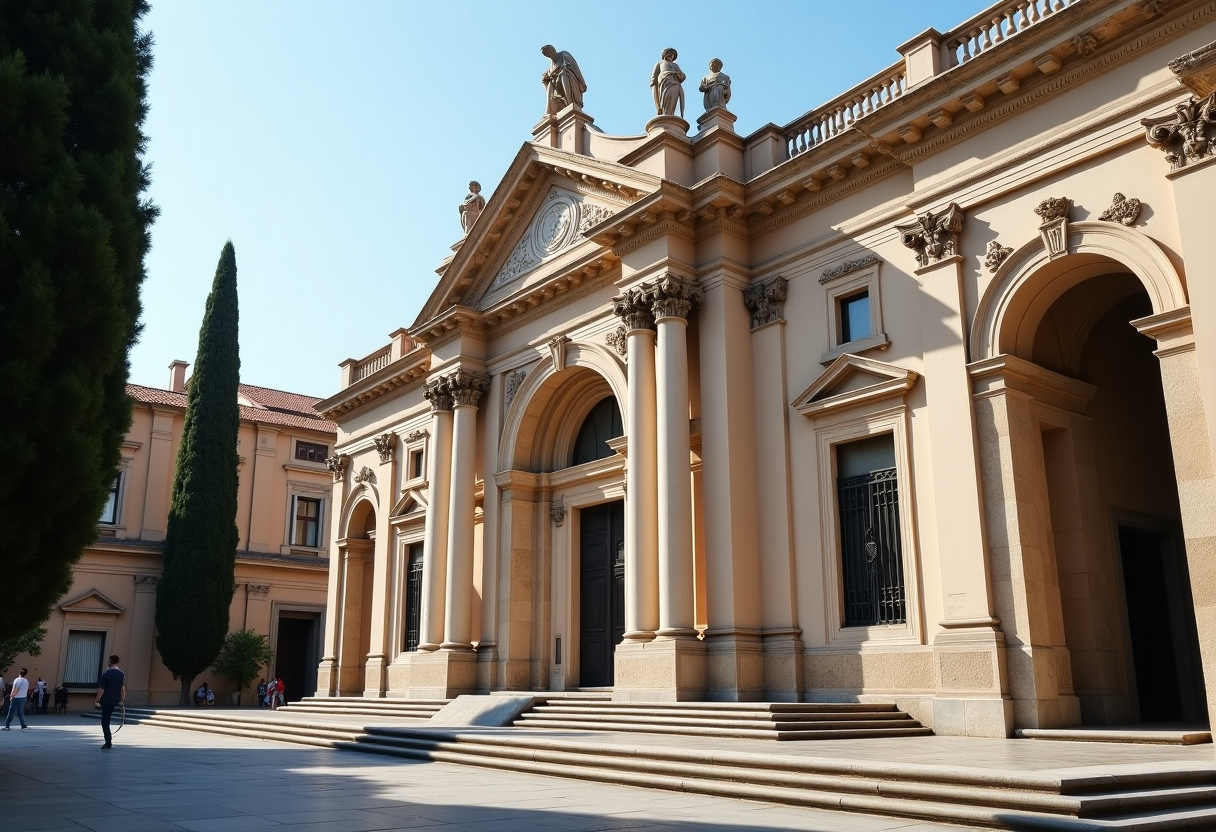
[418,378,454,651]
[612,289,659,641]
[442,369,490,651]
[649,274,703,638]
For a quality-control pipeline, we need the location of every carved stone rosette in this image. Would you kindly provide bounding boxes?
[743,275,789,329]
[984,241,1014,273]
[1142,93,1216,170]
[606,325,628,358]
[1098,193,1142,226]
[611,287,656,332]
[423,377,454,412]
[897,203,964,268]
[372,433,395,464]
[647,273,703,321]
[325,453,349,482]
[447,369,491,407]
[354,466,375,484]
[1034,196,1072,260]
[504,369,527,408]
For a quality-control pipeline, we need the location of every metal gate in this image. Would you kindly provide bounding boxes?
[838,467,906,627]
[404,544,424,652]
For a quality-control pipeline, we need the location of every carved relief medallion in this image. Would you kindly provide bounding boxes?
[1098,193,1142,226]
[490,187,618,290]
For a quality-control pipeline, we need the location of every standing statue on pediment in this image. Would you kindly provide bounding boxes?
[651,48,686,118]
[458,181,485,235]
[541,45,587,115]
[699,58,731,111]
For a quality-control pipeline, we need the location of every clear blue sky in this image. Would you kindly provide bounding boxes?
[135,0,982,398]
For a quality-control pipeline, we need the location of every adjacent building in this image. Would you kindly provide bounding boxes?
[310,0,1216,737]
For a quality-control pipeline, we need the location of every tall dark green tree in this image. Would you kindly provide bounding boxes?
[0,2,156,640]
[155,242,240,705]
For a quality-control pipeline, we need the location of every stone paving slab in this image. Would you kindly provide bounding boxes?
[0,721,981,831]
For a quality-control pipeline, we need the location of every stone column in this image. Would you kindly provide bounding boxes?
[126,575,159,706]
[418,379,454,651]
[442,370,490,650]
[365,436,397,697]
[612,288,659,641]
[316,463,346,696]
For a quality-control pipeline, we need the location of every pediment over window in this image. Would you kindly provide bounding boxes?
[60,589,125,615]
[792,354,918,418]
[390,489,429,524]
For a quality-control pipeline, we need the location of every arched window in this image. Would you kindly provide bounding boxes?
[572,397,623,466]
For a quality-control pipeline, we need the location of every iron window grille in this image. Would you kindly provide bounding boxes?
[838,467,906,627]
[404,544,424,652]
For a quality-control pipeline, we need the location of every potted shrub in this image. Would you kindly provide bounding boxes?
[210,629,273,706]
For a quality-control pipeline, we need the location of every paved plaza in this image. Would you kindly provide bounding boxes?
[1,720,978,832]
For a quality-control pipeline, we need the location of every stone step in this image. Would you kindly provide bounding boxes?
[525,705,913,722]
[110,709,1216,830]
[1016,728,1213,746]
[533,699,900,712]
[514,716,933,741]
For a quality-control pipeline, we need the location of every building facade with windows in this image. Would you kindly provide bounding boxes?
[317,0,1216,737]
[15,363,335,707]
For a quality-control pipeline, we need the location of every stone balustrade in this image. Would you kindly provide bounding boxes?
[351,346,392,382]
[943,0,1075,68]
[786,64,907,158]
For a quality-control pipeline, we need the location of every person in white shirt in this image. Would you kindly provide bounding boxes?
[34,677,48,714]
[4,668,29,729]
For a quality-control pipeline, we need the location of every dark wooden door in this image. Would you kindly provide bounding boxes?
[579,500,625,687]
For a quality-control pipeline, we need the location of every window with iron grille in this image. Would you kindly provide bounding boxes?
[295,440,328,463]
[836,435,906,627]
[404,543,424,652]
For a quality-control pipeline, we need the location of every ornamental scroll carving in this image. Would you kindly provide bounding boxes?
[354,466,375,484]
[246,584,270,598]
[404,429,429,443]
[606,325,628,357]
[424,377,454,412]
[820,253,879,283]
[490,187,618,290]
[612,287,655,332]
[504,369,527,408]
[1142,93,1216,170]
[897,203,964,268]
[373,433,395,464]
[1098,193,1142,226]
[984,241,1014,273]
[325,454,349,482]
[743,275,788,329]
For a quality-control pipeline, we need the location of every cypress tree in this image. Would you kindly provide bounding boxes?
[0,2,156,640]
[155,242,241,705]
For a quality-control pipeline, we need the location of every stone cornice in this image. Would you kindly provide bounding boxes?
[411,306,488,348]
[746,157,904,239]
[317,351,432,420]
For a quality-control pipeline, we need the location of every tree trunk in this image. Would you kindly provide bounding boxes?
[179,677,194,707]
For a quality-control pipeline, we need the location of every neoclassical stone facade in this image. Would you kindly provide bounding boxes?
[317,0,1216,737]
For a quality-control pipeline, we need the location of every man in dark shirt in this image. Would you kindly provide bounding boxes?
[95,655,125,749]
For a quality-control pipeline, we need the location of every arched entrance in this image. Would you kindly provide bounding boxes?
[335,496,376,696]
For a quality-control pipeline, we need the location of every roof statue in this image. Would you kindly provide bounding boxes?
[540,45,587,115]
[699,58,731,112]
[458,181,485,235]
[651,48,686,117]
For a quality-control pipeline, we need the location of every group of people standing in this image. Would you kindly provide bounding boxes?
[1,669,72,729]
[257,677,286,709]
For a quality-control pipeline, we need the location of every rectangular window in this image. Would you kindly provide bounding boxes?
[295,441,328,463]
[64,631,106,686]
[293,497,321,547]
[837,434,906,627]
[405,544,424,652]
[839,291,871,344]
[99,472,121,525]
[410,449,424,480]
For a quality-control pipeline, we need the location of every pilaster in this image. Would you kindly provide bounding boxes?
[418,378,454,651]
[126,575,159,706]
[316,470,346,696]
[364,434,397,698]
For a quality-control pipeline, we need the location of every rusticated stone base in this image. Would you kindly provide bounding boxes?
[761,633,804,702]
[932,626,1014,737]
[386,649,479,699]
[704,633,765,702]
[612,637,706,701]
[314,659,337,697]
[363,654,387,698]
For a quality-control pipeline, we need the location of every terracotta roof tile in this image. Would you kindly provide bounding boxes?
[126,383,336,435]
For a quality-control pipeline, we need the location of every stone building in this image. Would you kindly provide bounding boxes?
[15,363,335,707]
[315,0,1216,737]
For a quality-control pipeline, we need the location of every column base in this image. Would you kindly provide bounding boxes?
[612,637,706,701]
[315,658,338,697]
[762,632,804,702]
[704,632,765,702]
[932,625,1013,737]
[931,696,1014,738]
[387,649,479,699]
[477,644,499,692]
[363,654,387,698]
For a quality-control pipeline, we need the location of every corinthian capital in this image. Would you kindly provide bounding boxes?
[447,369,491,407]
[897,203,964,268]
[742,275,788,329]
[611,287,655,332]
[647,273,703,321]
[424,377,453,412]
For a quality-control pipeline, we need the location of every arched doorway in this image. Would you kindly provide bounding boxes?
[336,497,376,696]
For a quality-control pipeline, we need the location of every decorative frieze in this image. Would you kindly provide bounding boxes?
[984,241,1014,273]
[1142,93,1216,170]
[606,325,628,358]
[325,453,349,482]
[1034,197,1072,260]
[1098,193,1142,226]
[611,287,655,332]
[447,369,491,407]
[648,273,703,321]
[373,433,395,464]
[897,203,964,268]
[743,275,788,329]
[820,253,879,283]
[504,369,527,408]
[354,466,375,484]
[404,429,429,443]
[548,335,571,372]
[246,584,270,598]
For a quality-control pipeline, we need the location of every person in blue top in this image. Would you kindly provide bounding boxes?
[94,655,125,749]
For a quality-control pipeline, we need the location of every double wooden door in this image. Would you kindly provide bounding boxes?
[579,500,625,687]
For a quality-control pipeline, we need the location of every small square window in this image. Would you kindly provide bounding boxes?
[410,449,424,480]
[839,292,871,344]
[293,497,321,547]
[295,441,328,463]
[100,472,121,525]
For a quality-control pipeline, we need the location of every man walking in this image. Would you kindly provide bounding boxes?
[3,668,29,730]
[95,655,125,749]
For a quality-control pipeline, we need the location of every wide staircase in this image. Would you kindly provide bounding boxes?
[276,696,447,720]
[514,695,932,740]
[94,703,1216,830]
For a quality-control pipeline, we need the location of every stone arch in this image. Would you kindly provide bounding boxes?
[500,341,628,472]
[970,221,1188,362]
[339,484,379,539]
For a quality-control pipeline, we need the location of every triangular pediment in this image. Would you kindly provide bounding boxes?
[61,589,125,615]
[414,144,658,327]
[390,489,429,523]
[792,354,918,418]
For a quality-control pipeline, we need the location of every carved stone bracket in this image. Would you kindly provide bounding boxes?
[1071,32,1099,58]
[984,241,1014,273]
[1142,92,1216,170]
[325,453,349,482]
[1098,193,1142,226]
[743,275,789,329]
[647,273,703,321]
[551,499,567,527]
[548,335,571,372]
[606,325,628,358]
[447,369,491,408]
[1034,196,1072,260]
[897,203,964,268]
[134,575,159,593]
[354,466,375,484]
[611,287,655,332]
[373,433,395,464]
[247,584,270,598]
[504,369,527,408]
